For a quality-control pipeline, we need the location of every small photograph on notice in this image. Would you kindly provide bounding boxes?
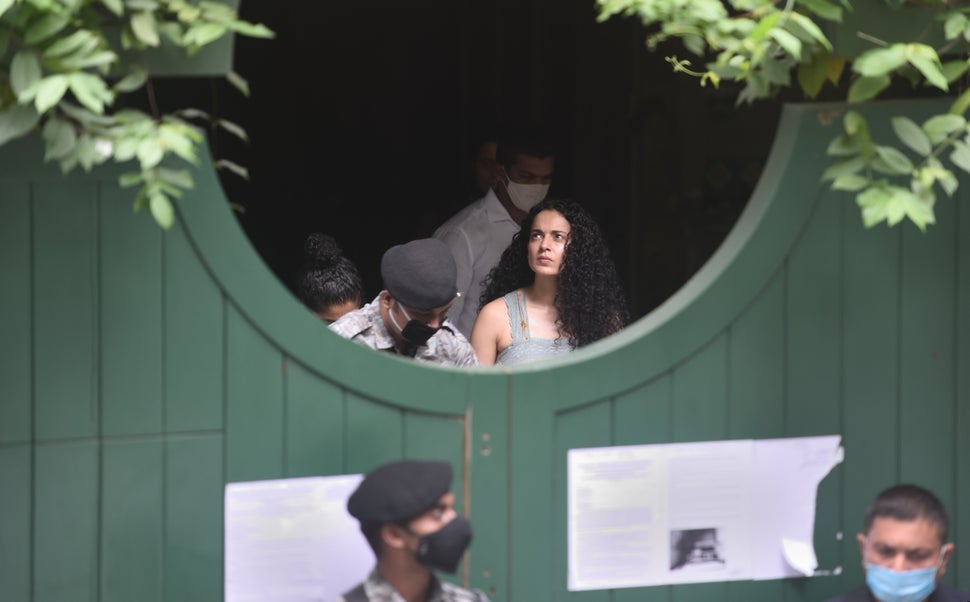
[670,528,725,570]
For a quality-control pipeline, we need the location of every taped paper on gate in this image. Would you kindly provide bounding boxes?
[567,434,843,591]
[225,474,373,602]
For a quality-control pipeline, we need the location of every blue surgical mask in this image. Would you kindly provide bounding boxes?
[865,548,945,602]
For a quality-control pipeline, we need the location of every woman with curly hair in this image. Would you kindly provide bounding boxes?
[470,198,629,365]
[296,233,364,323]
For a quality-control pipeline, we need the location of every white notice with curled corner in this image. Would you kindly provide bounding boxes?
[567,435,843,591]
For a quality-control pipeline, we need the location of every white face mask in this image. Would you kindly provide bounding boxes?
[502,170,550,212]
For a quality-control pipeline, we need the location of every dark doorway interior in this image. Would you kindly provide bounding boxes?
[151,1,784,321]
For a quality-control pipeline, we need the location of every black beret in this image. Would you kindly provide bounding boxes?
[380,239,458,310]
[347,460,453,523]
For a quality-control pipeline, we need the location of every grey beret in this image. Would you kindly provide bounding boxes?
[380,239,458,310]
[347,460,453,523]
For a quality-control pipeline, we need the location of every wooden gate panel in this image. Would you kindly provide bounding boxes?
[164,221,224,433]
[164,434,224,602]
[33,183,99,442]
[34,441,99,602]
[957,189,970,588]
[0,445,30,601]
[226,304,284,482]
[285,360,346,477]
[101,439,164,602]
[345,393,406,473]
[0,182,30,443]
[100,192,164,437]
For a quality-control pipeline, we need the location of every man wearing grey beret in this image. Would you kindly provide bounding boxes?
[329,239,479,366]
[339,460,489,602]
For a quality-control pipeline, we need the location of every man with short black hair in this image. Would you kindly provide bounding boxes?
[825,484,969,602]
[433,126,555,338]
[339,460,489,602]
[329,238,478,366]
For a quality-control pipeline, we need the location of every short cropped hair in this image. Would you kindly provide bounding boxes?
[864,484,949,542]
[495,124,555,168]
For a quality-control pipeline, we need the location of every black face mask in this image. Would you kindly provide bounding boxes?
[414,516,473,574]
[389,303,440,347]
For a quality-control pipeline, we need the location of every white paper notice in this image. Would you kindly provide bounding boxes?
[225,474,373,602]
[567,435,842,591]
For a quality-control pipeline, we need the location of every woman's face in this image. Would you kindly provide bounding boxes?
[527,209,571,275]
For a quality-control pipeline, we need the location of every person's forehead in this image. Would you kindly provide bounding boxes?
[532,210,570,231]
[867,516,942,549]
[512,153,554,173]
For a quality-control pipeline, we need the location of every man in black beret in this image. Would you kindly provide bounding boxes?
[339,460,489,602]
[329,239,478,366]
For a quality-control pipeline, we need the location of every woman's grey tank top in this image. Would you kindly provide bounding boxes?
[495,289,572,365]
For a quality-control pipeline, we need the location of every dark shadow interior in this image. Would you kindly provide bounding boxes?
[150,1,788,321]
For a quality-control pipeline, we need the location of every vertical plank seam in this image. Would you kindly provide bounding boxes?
[95,186,104,602]
[282,353,289,477]
[222,297,229,484]
[160,229,168,602]
[837,189,847,580]
[28,184,36,602]
[781,257,789,441]
[895,227,903,482]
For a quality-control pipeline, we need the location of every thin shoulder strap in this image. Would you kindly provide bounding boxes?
[503,289,529,343]
[342,583,368,602]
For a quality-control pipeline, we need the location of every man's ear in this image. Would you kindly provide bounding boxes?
[856,533,867,563]
[938,542,955,578]
[380,291,393,308]
[381,523,409,550]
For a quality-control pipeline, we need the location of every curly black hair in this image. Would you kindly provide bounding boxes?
[480,198,629,347]
[296,233,364,312]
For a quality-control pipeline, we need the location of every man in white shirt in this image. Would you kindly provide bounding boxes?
[433,128,554,338]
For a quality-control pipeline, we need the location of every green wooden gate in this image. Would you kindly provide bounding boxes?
[1,99,968,602]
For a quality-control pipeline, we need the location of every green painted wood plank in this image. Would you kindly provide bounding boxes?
[786,189,842,436]
[957,183,970,589]
[554,401,612,602]
[783,189,845,602]
[613,376,673,602]
[101,439,163,602]
[898,205,956,504]
[165,221,223,432]
[285,360,345,477]
[466,375,508,600]
[0,182,31,444]
[345,394,404,474]
[727,272,785,439]
[671,333,729,442]
[33,182,99,441]
[100,189,163,436]
[165,434,223,602]
[0,445,30,602]
[226,303,284,482]
[727,275,785,602]
[840,201,901,591]
[34,441,98,602]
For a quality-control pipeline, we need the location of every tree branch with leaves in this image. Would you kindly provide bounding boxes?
[0,0,273,228]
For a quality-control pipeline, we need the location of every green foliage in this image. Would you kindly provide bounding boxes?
[598,0,970,231]
[0,0,273,228]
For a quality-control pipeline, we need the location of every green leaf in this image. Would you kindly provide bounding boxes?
[827,55,846,84]
[24,13,71,45]
[786,13,832,51]
[157,167,194,189]
[874,145,914,174]
[44,30,97,58]
[114,66,147,93]
[906,44,947,91]
[10,51,42,98]
[114,137,139,161]
[891,116,931,156]
[226,70,250,97]
[944,12,968,41]
[130,11,160,46]
[769,28,802,60]
[149,192,174,229]
[848,74,890,103]
[844,110,867,136]
[101,0,123,15]
[226,21,275,39]
[216,118,249,143]
[42,118,77,160]
[0,0,15,18]
[216,158,249,180]
[119,172,144,187]
[950,88,970,116]
[922,114,966,145]
[0,104,41,146]
[940,60,969,85]
[827,133,863,156]
[822,155,868,181]
[33,75,69,113]
[853,44,907,77]
[137,137,164,169]
[855,185,891,228]
[183,22,226,48]
[69,73,114,114]
[796,0,842,21]
[832,173,869,191]
[949,140,970,173]
[798,49,831,98]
